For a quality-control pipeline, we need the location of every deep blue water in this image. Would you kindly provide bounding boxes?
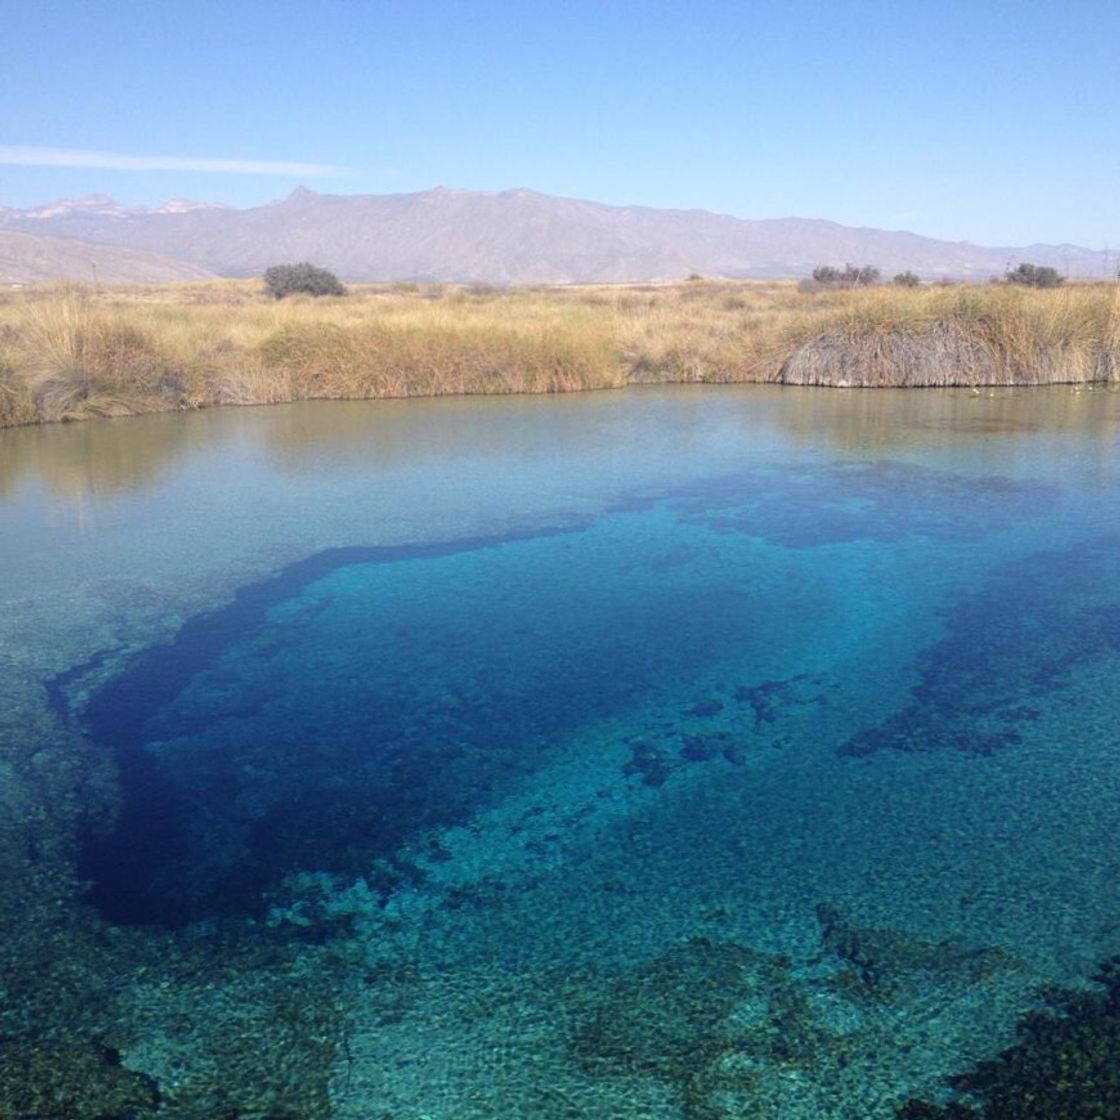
[54,447,1117,934]
[8,387,1120,1115]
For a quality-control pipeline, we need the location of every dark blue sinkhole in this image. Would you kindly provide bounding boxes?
[60,463,1095,930]
[66,513,776,929]
[69,526,619,927]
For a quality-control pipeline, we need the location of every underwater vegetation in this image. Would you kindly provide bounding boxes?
[896,957,1120,1119]
[618,673,824,785]
[570,937,821,1120]
[842,534,1120,758]
[658,459,1055,549]
[0,1040,158,1119]
[570,908,1032,1120]
[0,911,346,1120]
[734,674,827,730]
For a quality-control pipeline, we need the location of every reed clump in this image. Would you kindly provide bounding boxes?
[259,317,620,399]
[0,279,1116,427]
[0,353,36,428]
[774,284,1120,387]
[10,289,195,421]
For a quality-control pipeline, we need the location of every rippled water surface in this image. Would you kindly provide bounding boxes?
[2,386,1120,1118]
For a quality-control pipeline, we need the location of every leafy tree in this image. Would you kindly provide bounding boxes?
[1005,262,1064,288]
[263,262,346,299]
[893,271,920,288]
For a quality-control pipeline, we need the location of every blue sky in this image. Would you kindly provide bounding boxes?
[3,0,1118,248]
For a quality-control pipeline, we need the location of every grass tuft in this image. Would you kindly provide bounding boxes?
[0,278,1116,427]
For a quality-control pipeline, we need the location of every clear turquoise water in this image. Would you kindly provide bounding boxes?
[4,386,1120,1116]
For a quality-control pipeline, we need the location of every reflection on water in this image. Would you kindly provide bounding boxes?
[769,382,1120,453]
[2,385,1118,504]
[0,411,196,499]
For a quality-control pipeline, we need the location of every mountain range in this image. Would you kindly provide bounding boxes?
[1,187,1113,285]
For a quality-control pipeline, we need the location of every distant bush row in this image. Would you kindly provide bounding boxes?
[803,264,920,290]
[806,262,1065,290]
[259,259,1068,299]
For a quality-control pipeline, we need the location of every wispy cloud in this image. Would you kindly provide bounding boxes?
[0,146,346,177]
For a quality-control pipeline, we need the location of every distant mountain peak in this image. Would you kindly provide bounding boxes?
[0,185,1109,283]
[156,198,227,215]
[283,186,319,203]
[22,193,128,220]
[6,194,228,222]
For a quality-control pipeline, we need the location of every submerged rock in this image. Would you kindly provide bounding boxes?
[815,903,1021,997]
[685,698,724,718]
[622,739,674,787]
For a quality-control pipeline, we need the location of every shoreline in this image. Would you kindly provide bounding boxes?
[1,278,1118,429]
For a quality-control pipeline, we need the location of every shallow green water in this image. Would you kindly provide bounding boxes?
[3,385,1120,1118]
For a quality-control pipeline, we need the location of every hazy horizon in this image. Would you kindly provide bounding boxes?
[4,182,1112,257]
[3,1,1119,251]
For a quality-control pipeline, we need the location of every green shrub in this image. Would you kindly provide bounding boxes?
[893,271,920,288]
[811,264,880,287]
[263,262,346,300]
[1006,262,1064,288]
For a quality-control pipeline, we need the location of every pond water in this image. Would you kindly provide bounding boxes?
[2,385,1120,1118]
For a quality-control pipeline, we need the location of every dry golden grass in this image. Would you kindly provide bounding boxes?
[0,278,1117,426]
[774,283,1120,387]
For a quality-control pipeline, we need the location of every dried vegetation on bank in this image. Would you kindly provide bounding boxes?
[1,278,1118,427]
